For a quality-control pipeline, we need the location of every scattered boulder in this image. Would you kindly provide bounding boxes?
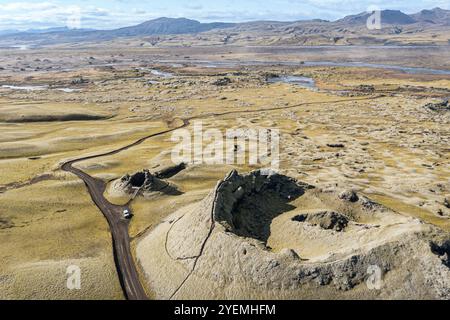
[307,211,349,232]
[0,217,14,229]
[359,195,385,211]
[264,72,279,81]
[292,211,349,232]
[356,85,375,93]
[113,169,181,197]
[71,76,89,85]
[339,190,359,203]
[424,100,450,112]
[212,77,232,86]
[280,248,301,260]
[327,143,345,148]
[292,214,308,222]
[430,240,450,268]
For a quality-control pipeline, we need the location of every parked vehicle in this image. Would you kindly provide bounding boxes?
[123,209,132,219]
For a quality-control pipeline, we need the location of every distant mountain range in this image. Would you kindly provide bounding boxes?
[0,8,449,46]
[336,9,417,25]
[0,17,235,41]
[0,27,95,36]
[337,8,450,25]
[111,17,235,37]
[411,7,450,24]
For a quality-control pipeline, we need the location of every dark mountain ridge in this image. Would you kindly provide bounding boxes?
[1,8,449,45]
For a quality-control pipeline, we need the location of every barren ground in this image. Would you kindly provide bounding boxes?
[0,44,449,299]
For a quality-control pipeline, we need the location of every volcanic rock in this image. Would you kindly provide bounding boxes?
[136,170,450,300]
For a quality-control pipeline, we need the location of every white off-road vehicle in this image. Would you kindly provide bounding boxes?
[123,209,132,219]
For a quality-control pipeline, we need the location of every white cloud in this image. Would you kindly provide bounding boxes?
[0,1,57,11]
[0,0,448,31]
[0,1,122,30]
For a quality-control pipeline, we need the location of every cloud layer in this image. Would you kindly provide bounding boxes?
[0,0,448,31]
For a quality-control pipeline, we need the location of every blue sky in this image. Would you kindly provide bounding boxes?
[0,0,448,30]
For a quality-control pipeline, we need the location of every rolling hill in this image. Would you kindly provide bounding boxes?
[0,8,449,46]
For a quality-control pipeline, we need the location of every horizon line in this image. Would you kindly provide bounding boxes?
[1,6,446,33]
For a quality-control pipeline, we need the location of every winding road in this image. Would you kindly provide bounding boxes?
[61,121,189,300]
[60,96,379,300]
